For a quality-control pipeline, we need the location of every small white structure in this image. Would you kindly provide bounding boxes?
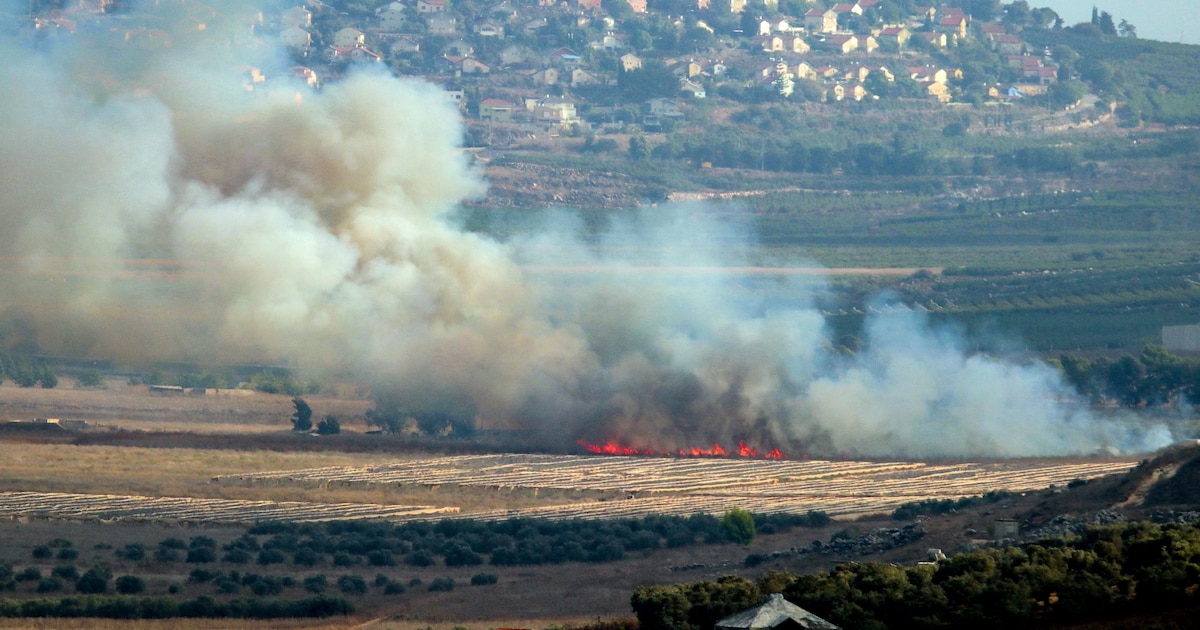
[715,594,841,630]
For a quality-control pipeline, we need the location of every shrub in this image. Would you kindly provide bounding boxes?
[222,549,252,564]
[153,547,181,563]
[55,548,78,561]
[367,550,396,567]
[31,546,52,559]
[428,577,455,592]
[405,550,435,567]
[75,568,109,594]
[188,568,217,583]
[719,509,756,545]
[35,577,64,593]
[443,544,482,567]
[257,549,286,565]
[16,567,41,582]
[304,574,327,593]
[293,549,322,567]
[384,581,406,594]
[51,565,78,580]
[317,416,341,435]
[248,576,285,596]
[470,573,498,586]
[337,574,367,595]
[115,575,145,594]
[188,536,217,549]
[116,544,147,561]
[75,369,105,388]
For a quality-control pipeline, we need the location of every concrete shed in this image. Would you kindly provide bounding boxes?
[715,594,841,630]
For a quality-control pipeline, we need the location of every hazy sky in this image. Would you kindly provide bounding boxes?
[1038,1,1200,44]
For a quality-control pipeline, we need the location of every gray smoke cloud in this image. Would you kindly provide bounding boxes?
[0,5,1175,457]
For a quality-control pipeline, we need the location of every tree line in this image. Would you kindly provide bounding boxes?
[1054,344,1200,407]
[633,519,1200,630]
[243,510,829,569]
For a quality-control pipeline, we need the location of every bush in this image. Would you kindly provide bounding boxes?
[153,547,181,563]
[247,576,285,596]
[188,568,217,583]
[257,549,286,565]
[51,565,78,580]
[304,574,327,593]
[719,509,756,545]
[16,567,41,582]
[470,573,498,586]
[75,369,106,388]
[36,577,64,593]
[222,549,252,564]
[337,574,367,595]
[115,575,145,594]
[31,546,52,560]
[443,544,482,567]
[405,550,435,567]
[116,544,146,561]
[366,550,395,567]
[55,548,78,561]
[293,549,322,567]
[317,416,341,435]
[75,568,110,594]
[428,577,455,592]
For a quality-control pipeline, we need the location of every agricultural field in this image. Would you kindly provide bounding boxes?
[0,381,1168,628]
[0,449,1137,526]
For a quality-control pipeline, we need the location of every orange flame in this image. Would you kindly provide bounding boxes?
[577,439,785,459]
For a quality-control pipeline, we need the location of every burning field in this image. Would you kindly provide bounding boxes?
[0,0,1180,462]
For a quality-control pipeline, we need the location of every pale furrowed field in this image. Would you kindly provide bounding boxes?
[0,452,1139,525]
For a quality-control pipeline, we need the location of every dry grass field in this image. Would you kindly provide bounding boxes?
[0,380,1150,629]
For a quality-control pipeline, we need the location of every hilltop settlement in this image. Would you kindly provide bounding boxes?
[25,0,1133,149]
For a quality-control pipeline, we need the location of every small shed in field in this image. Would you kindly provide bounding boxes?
[715,594,841,630]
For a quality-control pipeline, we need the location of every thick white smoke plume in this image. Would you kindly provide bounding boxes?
[0,5,1173,457]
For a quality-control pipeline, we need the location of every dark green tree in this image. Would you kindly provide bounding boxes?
[291,397,313,432]
[317,416,341,435]
[75,567,110,594]
[719,508,756,545]
[629,133,650,160]
[115,575,145,594]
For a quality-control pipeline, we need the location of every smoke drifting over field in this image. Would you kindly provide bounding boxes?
[0,8,1173,457]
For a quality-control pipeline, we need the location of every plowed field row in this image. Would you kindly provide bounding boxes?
[216,454,1137,498]
[0,455,1139,525]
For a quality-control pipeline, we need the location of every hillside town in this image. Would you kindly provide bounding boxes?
[25,0,1087,142]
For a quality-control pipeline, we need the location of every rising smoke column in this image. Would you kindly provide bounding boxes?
[0,5,1175,456]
